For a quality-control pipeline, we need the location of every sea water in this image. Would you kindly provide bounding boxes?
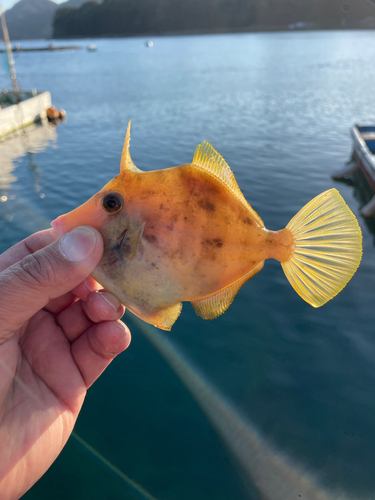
[1,30,375,499]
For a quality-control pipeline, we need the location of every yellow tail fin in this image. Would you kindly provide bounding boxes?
[281,189,362,307]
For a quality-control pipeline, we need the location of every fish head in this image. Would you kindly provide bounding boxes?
[52,120,140,242]
[51,173,129,239]
[51,122,147,300]
[51,169,145,303]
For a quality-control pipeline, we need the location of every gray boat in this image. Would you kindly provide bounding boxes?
[332,124,375,217]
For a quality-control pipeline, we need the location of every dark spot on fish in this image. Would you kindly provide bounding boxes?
[184,216,187,220]
[101,234,132,280]
[200,239,223,261]
[202,238,223,248]
[160,204,164,210]
[140,189,156,200]
[198,199,215,212]
[166,224,174,231]
[144,234,157,244]
[151,262,159,269]
[167,248,182,260]
[106,252,121,266]
[243,217,253,226]
[172,213,179,223]
[134,291,153,310]
[266,239,273,244]
[151,225,155,229]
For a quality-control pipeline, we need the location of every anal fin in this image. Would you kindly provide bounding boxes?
[191,261,264,320]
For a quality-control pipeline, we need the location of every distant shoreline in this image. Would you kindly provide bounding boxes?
[50,25,375,41]
[2,26,374,43]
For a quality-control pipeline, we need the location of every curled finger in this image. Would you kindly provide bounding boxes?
[57,290,125,342]
[71,320,131,388]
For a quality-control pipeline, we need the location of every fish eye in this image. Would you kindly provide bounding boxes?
[102,193,123,214]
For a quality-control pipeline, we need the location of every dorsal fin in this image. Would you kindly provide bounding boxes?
[191,261,264,320]
[192,142,264,227]
[120,120,143,173]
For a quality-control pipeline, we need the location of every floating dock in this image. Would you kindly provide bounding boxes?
[0,45,82,53]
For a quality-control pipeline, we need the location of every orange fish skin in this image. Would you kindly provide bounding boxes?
[52,164,294,328]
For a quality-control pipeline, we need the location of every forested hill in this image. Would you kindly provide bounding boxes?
[53,0,375,38]
[53,0,256,38]
[0,0,88,40]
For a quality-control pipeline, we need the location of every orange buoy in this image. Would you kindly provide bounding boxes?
[46,106,60,120]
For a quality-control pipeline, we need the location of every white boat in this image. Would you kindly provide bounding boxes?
[0,7,54,138]
[0,90,52,138]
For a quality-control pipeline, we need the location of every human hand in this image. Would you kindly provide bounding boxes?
[0,227,131,499]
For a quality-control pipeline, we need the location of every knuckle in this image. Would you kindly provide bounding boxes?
[17,252,58,288]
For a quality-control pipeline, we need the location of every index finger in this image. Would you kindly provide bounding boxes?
[0,229,55,273]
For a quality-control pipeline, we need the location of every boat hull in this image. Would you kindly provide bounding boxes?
[0,91,52,138]
[351,124,375,192]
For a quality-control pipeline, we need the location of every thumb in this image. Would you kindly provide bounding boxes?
[0,226,104,341]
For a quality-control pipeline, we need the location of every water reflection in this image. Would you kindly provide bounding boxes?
[0,120,58,234]
[0,120,57,191]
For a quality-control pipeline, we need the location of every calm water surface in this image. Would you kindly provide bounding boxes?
[1,30,375,499]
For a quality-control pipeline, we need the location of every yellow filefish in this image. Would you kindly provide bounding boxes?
[51,122,362,330]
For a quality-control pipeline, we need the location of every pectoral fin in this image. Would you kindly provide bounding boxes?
[123,222,146,260]
[191,261,264,320]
